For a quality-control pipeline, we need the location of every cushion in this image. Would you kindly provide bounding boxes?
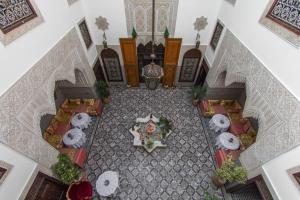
[69,99,81,105]
[67,181,93,200]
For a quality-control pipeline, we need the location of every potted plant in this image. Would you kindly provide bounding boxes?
[164,27,170,38]
[204,191,219,200]
[146,139,154,149]
[132,27,138,39]
[51,154,82,185]
[95,80,111,104]
[212,155,247,187]
[192,85,207,106]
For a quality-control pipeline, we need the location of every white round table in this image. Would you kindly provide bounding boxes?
[71,113,91,129]
[216,132,240,150]
[63,128,86,148]
[209,114,230,133]
[96,171,119,197]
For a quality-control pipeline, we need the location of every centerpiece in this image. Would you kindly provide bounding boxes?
[129,114,172,153]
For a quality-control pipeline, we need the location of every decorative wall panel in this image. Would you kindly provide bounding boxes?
[101,48,123,82]
[178,49,202,83]
[210,21,224,51]
[206,29,300,178]
[0,28,95,169]
[78,19,93,49]
[260,0,300,47]
[0,0,43,45]
[124,0,179,44]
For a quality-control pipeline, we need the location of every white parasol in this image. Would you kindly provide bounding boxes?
[96,171,119,197]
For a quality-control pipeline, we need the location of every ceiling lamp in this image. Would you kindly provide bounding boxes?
[143,0,164,90]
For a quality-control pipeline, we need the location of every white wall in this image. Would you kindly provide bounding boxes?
[0,0,97,97]
[81,0,128,46]
[0,143,37,200]
[263,145,300,200]
[216,0,300,100]
[175,0,222,45]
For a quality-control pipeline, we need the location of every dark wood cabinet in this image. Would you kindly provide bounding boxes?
[25,172,68,200]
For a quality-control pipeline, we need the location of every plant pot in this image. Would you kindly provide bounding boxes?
[102,96,111,104]
[212,174,226,187]
[192,99,199,106]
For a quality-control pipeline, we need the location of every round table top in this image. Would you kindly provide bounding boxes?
[96,171,119,197]
[218,132,240,150]
[71,113,90,128]
[63,128,84,146]
[211,114,230,129]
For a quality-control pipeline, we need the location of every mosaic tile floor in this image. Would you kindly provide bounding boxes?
[85,87,224,200]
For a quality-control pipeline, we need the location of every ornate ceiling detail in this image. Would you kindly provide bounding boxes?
[124,0,179,44]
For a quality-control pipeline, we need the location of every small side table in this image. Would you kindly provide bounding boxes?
[216,132,240,150]
[209,114,230,133]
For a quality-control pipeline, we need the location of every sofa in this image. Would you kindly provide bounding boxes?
[199,100,242,117]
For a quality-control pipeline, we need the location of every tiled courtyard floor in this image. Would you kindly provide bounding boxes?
[85,87,224,200]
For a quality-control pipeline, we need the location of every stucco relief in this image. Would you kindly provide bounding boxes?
[206,29,300,177]
[124,0,178,44]
[0,28,95,168]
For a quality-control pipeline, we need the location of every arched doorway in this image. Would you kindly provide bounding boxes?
[137,41,165,82]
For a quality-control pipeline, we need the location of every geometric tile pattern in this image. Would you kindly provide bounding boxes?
[206,29,300,178]
[85,87,224,199]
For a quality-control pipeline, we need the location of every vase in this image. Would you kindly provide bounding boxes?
[192,99,199,106]
[212,175,226,187]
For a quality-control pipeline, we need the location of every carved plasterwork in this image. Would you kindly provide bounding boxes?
[0,28,95,168]
[206,29,300,178]
[0,0,43,46]
[124,0,178,44]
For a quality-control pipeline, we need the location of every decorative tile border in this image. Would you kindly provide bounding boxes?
[0,0,43,46]
[260,0,300,47]
[206,29,300,178]
[0,28,96,168]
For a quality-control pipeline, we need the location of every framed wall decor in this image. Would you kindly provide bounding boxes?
[0,161,13,185]
[260,0,300,47]
[179,49,202,82]
[101,48,123,82]
[288,166,300,191]
[0,0,43,45]
[78,19,93,49]
[210,20,224,51]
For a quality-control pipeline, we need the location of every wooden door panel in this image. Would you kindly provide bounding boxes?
[120,38,139,87]
[163,38,182,87]
[164,39,182,65]
[25,172,68,200]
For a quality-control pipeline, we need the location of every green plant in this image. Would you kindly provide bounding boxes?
[132,27,138,38]
[215,156,247,184]
[95,80,110,99]
[192,85,207,101]
[204,191,219,200]
[164,27,170,38]
[51,154,82,184]
[158,117,171,133]
[146,139,154,149]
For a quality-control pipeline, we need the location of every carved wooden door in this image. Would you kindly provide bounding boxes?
[25,172,68,200]
[120,38,139,87]
[163,38,182,87]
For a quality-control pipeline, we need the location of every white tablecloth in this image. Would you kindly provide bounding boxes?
[96,171,119,197]
[216,132,240,150]
[209,114,230,133]
[63,128,86,148]
[71,113,91,129]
